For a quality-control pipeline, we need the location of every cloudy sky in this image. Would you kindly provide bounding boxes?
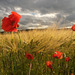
[0,0,75,29]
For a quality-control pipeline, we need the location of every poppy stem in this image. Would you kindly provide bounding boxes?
[10,32,13,74]
[29,61,32,75]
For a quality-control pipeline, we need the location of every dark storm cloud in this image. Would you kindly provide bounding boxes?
[0,0,75,14]
[35,0,75,14]
[66,13,75,21]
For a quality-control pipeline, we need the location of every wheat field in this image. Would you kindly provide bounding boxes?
[0,28,75,75]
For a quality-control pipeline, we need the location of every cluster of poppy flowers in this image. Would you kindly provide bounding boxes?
[26,51,73,75]
[26,51,70,70]
[46,51,70,70]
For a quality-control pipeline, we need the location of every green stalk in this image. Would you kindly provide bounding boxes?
[10,32,13,75]
[29,61,32,75]
[17,32,21,45]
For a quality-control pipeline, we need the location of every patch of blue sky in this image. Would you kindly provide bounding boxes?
[32,13,36,15]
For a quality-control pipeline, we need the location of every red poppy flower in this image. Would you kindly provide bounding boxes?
[71,73,74,75]
[52,51,63,59]
[72,24,75,31]
[65,57,70,62]
[26,53,34,60]
[46,61,53,69]
[2,11,21,32]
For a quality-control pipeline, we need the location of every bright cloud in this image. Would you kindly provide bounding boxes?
[18,10,58,18]
[14,7,22,11]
